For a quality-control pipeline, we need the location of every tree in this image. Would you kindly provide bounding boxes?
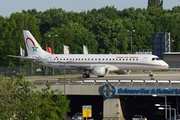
[0,75,70,119]
[148,0,163,9]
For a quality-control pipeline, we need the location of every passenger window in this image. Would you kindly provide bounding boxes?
[106,58,108,60]
[82,58,83,60]
[54,58,56,60]
[113,59,114,60]
[63,58,65,60]
[67,58,68,60]
[88,58,90,60]
[152,58,155,60]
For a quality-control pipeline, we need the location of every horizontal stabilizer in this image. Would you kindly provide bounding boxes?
[7,55,37,60]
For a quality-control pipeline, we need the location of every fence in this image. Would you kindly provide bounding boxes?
[0,66,83,77]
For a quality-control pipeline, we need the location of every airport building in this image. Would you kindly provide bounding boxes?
[33,77,180,120]
[164,52,180,68]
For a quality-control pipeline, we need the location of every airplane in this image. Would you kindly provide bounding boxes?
[8,30,169,78]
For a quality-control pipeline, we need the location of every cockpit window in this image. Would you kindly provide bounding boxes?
[152,57,161,60]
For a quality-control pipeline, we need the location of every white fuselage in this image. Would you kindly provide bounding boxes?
[35,54,169,71]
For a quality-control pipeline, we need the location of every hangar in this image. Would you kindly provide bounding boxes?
[164,52,180,68]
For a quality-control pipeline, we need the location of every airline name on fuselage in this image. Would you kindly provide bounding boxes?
[116,56,139,59]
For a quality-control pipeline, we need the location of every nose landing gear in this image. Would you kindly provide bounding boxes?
[149,71,153,77]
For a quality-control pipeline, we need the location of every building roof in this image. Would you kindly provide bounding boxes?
[163,52,180,55]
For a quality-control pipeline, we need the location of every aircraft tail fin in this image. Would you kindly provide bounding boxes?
[23,30,51,56]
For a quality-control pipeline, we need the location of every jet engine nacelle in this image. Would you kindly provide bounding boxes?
[116,70,131,74]
[93,67,109,77]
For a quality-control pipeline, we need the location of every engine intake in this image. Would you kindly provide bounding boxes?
[93,67,109,77]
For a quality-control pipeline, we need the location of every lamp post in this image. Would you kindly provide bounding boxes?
[149,34,151,52]
[159,107,176,120]
[115,38,117,54]
[63,61,72,95]
[48,34,57,76]
[48,34,58,54]
[155,104,171,120]
[152,94,167,119]
[127,30,135,54]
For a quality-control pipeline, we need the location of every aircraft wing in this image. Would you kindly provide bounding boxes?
[166,68,180,70]
[7,55,37,60]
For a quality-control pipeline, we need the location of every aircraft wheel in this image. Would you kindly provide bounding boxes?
[87,74,90,78]
[83,73,87,78]
[149,74,153,77]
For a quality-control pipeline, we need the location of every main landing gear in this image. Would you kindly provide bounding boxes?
[83,71,90,78]
[149,71,153,77]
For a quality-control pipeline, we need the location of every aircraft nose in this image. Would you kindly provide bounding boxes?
[163,62,169,68]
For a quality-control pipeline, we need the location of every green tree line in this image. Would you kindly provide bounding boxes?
[0,74,70,119]
[0,4,180,67]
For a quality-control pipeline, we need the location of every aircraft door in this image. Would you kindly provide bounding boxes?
[143,57,148,63]
[48,57,52,62]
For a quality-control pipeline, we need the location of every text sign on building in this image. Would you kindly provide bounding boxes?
[82,105,92,118]
[117,88,180,95]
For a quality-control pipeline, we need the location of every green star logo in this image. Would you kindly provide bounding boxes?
[32,45,38,52]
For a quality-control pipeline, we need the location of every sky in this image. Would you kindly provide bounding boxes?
[0,0,180,17]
